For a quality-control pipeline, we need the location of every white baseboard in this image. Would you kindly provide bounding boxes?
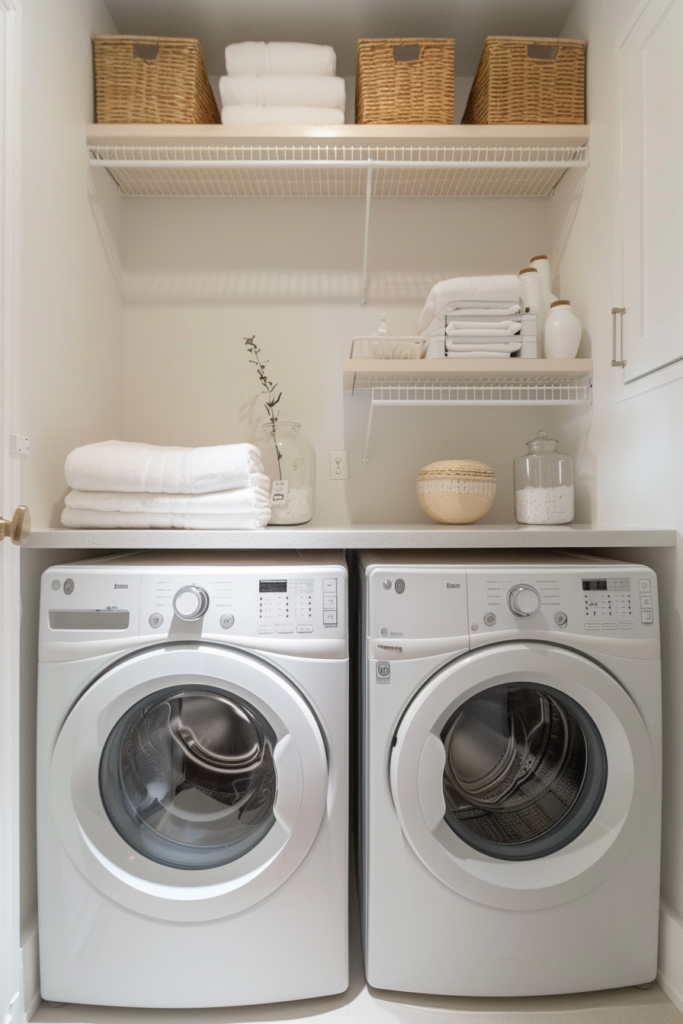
[20,922,40,1022]
[658,901,683,1013]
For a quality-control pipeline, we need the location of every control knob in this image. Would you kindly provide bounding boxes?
[507,584,541,618]
[173,585,210,621]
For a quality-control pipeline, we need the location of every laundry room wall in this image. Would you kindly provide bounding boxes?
[114,188,587,526]
[552,0,683,1007]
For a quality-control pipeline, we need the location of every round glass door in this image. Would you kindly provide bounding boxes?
[100,686,278,870]
[441,682,607,860]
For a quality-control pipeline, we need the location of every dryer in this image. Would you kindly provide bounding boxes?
[359,551,661,996]
[37,552,348,1008]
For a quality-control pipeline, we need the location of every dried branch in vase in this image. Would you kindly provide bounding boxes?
[244,335,282,480]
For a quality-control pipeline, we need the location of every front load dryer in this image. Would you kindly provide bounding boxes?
[359,551,662,997]
[37,551,348,1008]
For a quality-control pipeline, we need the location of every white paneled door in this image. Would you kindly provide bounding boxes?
[620,0,683,382]
[0,2,22,1023]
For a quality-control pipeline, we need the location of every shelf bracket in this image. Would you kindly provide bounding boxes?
[361,162,373,306]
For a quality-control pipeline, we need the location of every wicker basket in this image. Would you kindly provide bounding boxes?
[93,35,220,124]
[417,460,496,525]
[356,38,454,125]
[462,36,586,125]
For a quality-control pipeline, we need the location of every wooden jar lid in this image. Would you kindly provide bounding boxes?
[418,459,496,481]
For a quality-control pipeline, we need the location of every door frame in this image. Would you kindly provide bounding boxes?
[0,0,22,1021]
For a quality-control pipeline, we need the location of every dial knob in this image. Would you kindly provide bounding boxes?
[507,584,541,618]
[173,585,210,621]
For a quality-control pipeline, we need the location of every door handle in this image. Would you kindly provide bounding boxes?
[0,505,30,545]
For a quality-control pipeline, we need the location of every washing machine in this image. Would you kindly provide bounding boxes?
[37,551,348,1008]
[359,550,661,997]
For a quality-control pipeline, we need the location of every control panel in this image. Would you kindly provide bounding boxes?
[40,564,346,642]
[467,567,658,640]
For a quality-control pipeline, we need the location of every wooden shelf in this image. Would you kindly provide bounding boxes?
[87,123,589,199]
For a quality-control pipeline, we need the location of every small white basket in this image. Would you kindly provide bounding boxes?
[351,336,424,359]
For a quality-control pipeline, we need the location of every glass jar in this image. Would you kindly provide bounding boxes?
[514,431,574,524]
[261,421,315,525]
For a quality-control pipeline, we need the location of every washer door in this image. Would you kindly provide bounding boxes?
[51,644,328,922]
[389,642,655,910]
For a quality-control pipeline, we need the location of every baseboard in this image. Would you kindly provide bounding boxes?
[658,901,683,1013]
[20,921,40,1022]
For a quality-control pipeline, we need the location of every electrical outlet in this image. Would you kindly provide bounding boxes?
[329,450,348,480]
[9,434,30,455]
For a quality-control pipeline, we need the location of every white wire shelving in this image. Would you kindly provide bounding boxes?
[344,359,593,461]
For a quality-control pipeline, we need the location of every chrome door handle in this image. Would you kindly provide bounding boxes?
[612,307,626,367]
[0,505,30,545]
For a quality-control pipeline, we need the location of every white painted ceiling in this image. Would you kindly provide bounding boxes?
[101,0,578,78]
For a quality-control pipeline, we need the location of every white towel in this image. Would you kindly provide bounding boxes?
[226,42,336,77]
[422,305,523,340]
[445,321,520,336]
[221,105,345,125]
[62,483,272,530]
[220,75,345,111]
[61,508,270,530]
[445,341,522,353]
[418,276,521,332]
[65,440,265,495]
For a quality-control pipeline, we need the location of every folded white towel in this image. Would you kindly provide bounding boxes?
[65,440,265,495]
[221,105,345,125]
[446,321,520,336]
[61,508,270,530]
[422,305,523,340]
[418,276,521,332]
[220,75,345,111]
[445,341,522,353]
[64,481,271,514]
[226,42,336,77]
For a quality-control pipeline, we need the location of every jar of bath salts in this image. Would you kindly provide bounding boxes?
[261,421,315,525]
[514,431,574,524]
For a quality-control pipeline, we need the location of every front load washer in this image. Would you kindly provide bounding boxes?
[359,551,661,997]
[37,551,348,1008]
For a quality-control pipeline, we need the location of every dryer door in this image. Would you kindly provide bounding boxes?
[390,642,656,911]
[50,644,328,922]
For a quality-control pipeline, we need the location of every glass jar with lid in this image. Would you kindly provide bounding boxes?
[514,430,574,524]
[261,421,315,525]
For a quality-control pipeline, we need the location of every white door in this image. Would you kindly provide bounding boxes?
[390,643,655,911]
[50,645,329,922]
[0,3,23,1023]
[620,0,683,381]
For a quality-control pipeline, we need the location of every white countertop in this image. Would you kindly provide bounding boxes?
[25,524,677,550]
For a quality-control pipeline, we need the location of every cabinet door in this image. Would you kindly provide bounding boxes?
[621,0,683,382]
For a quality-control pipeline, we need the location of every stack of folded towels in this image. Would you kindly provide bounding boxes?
[419,275,523,358]
[61,441,272,530]
[219,41,345,125]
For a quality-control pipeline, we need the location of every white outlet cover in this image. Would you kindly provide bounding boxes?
[329,450,348,480]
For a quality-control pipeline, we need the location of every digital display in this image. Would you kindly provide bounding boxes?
[259,580,287,593]
[582,578,630,592]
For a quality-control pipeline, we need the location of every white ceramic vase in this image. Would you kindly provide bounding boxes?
[544,300,582,359]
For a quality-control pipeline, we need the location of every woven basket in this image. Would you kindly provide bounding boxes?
[417,460,496,525]
[93,35,220,124]
[462,36,586,125]
[356,38,454,125]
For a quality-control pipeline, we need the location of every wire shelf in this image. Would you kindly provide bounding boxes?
[356,373,593,405]
[88,143,589,198]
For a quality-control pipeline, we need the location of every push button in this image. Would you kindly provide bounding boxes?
[585,624,601,631]
[296,625,314,633]
[323,578,337,593]
[149,613,164,629]
[257,625,274,634]
[640,595,653,608]
[219,614,234,629]
[602,623,617,630]
[323,610,337,625]
[277,625,294,633]
[619,622,634,630]
[323,594,337,609]
[642,610,654,624]
[639,579,652,593]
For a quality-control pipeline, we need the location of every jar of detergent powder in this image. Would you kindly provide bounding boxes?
[514,431,574,524]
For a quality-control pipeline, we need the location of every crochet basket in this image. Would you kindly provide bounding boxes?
[417,460,496,525]
[93,35,220,124]
[462,36,586,125]
[355,38,455,125]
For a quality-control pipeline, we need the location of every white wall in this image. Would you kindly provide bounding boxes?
[115,194,588,525]
[20,0,122,529]
[554,0,683,1004]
